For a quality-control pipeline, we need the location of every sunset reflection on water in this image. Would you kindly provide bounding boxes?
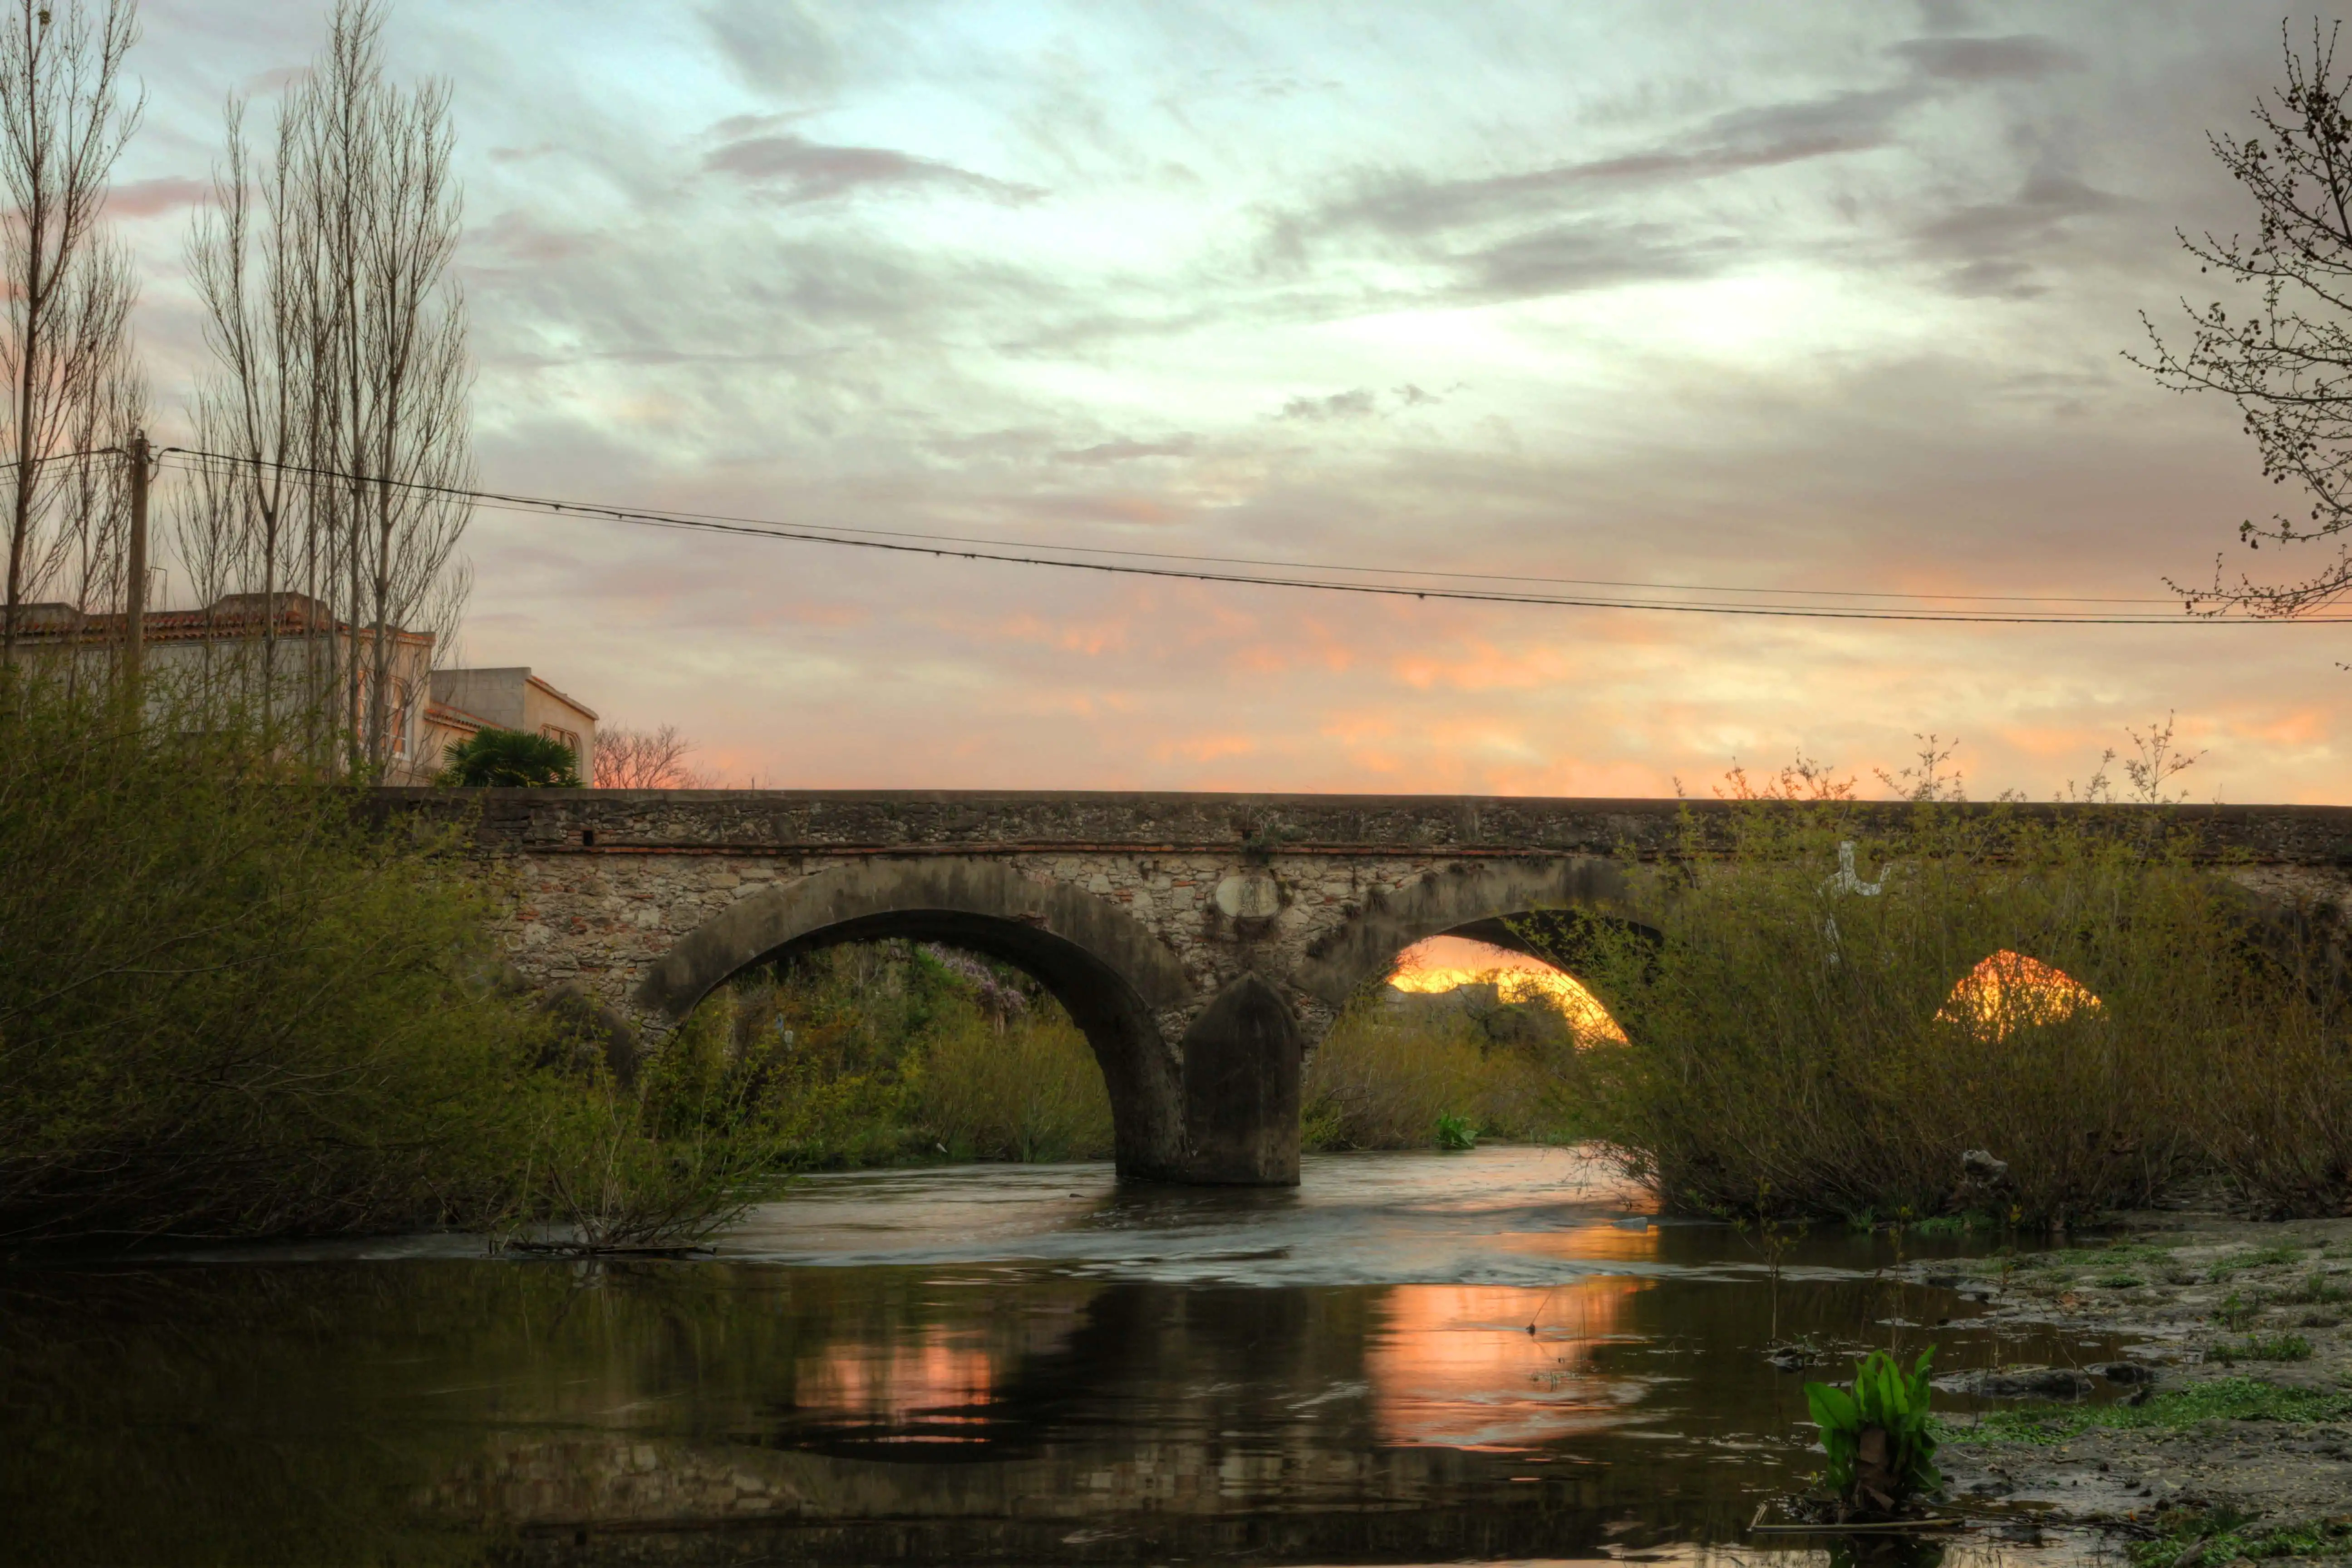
[798,1325,1002,1441]
[1367,1215,1661,1448]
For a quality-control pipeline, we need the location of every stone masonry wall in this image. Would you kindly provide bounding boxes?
[500,845,1461,1044]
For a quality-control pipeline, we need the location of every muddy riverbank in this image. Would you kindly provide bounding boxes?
[1892,1208,2352,1562]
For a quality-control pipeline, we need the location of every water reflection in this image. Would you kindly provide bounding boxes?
[1369,1280,1649,1447]
[1,1148,2134,1566]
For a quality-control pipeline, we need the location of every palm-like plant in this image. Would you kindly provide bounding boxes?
[437,728,582,787]
[1805,1347,1941,1517]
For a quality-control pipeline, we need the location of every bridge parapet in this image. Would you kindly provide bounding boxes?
[381,787,2352,862]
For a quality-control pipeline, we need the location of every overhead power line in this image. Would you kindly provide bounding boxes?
[156,446,2349,626]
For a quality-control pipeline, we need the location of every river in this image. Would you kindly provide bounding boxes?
[2,1145,2137,1565]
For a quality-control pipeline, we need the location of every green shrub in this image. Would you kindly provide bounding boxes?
[1557,804,2315,1226]
[671,942,1114,1168]
[2214,1332,2314,1363]
[916,1009,1112,1162]
[1300,995,1573,1151]
[436,727,581,787]
[0,676,779,1248]
[2187,1007,2352,1217]
[0,679,553,1242]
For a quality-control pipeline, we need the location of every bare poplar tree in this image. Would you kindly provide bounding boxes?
[2138,21,2352,618]
[0,0,143,670]
[594,724,709,789]
[183,0,471,770]
[185,97,303,731]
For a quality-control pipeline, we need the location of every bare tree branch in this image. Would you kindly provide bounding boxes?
[593,723,710,789]
[2134,20,2352,619]
[0,0,143,669]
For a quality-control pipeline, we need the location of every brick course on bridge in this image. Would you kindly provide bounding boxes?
[379,788,2352,1188]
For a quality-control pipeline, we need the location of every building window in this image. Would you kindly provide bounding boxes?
[390,680,414,758]
[541,724,581,759]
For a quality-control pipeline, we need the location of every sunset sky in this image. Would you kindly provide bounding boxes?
[122,1,2352,799]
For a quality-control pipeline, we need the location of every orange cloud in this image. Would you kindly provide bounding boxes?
[1151,732,1256,762]
[1390,639,1575,693]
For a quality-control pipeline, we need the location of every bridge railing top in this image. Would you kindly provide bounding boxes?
[367,787,2352,865]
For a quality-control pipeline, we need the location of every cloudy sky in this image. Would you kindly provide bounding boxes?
[117,0,2352,799]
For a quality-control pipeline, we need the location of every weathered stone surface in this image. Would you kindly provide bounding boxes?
[374,788,2352,1186]
[375,787,2352,865]
[1180,974,1303,1185]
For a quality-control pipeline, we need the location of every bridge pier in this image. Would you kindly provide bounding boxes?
[1178,974,1303,1185]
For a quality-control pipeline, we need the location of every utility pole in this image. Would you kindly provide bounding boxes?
[124,430,148,692]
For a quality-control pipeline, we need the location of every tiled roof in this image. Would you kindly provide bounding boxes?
[423,700,491,736]
[2,595,432,647]
[525,672,599,722]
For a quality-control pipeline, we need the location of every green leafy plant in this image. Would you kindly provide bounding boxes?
[1804,1347,1943,1517]
[2212,1290,2261,1330]
[2214,1332,2313,1363]
[2127,1507,2352,1568]
[2280,1269,2351,1305]
[1433,1111,1478,1151]
[437,727,582,787]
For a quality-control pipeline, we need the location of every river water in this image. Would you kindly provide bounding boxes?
[3,1146,2135,1566]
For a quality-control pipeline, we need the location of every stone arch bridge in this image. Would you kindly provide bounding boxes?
[379,790,2352,1187]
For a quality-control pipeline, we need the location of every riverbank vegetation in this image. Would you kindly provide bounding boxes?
[668,944,1116,1166]
[1300,990,1582,1152]
[0,678,792,1249]
[1554,801,2352,1228]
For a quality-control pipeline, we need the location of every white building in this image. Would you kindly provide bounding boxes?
[5,594,595,785]
[423,667,598,783]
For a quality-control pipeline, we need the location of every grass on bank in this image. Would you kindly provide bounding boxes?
[2128,1508,2352,1568]
[1545,801,2352,1227]
[2214,1332,2317,1364]
[1940,1377,2352,1446]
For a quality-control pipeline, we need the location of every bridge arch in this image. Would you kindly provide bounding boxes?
[1294,856,1654,1017]
[635,857,1195,1180]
